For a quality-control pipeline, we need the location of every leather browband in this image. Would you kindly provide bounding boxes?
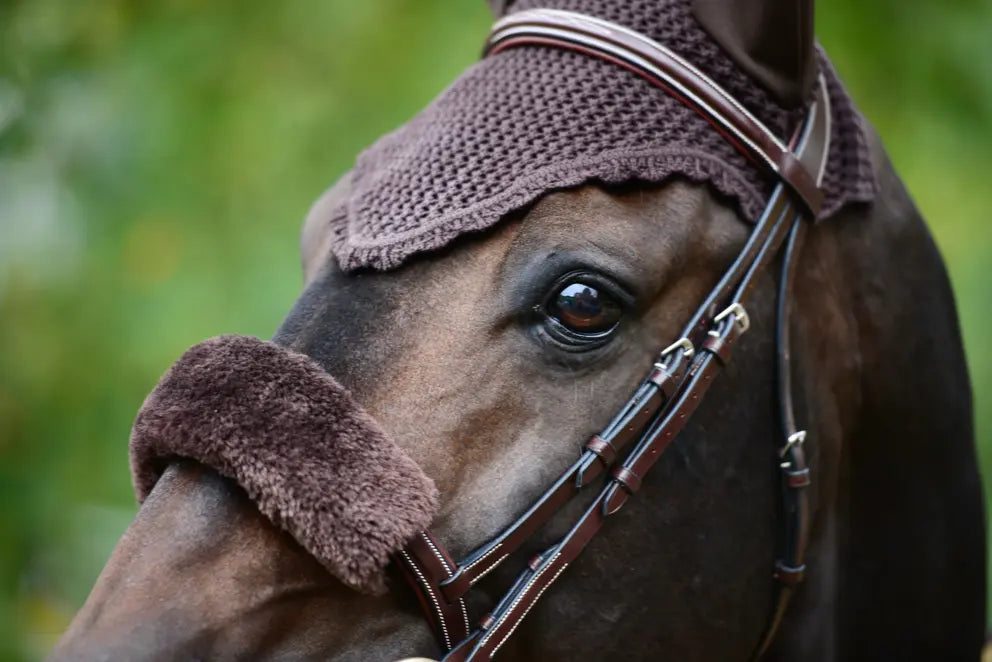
[485,9,825,216]
[396,9,830,661]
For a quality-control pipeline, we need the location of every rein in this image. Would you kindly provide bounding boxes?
[397,9,831,660]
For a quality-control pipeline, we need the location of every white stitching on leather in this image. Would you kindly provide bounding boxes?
[463,542,504,572]
[421,533,451,571]
[399,550,451,650]
[469,553,510,586]
[491,562,570,656]
[478,551,562,648]
[420,534,471,638]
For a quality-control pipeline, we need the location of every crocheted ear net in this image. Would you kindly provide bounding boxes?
[324,0,876,272]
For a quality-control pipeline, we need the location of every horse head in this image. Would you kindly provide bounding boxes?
[50,0,984,660]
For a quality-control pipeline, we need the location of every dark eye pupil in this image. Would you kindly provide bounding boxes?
[548,283,621,335]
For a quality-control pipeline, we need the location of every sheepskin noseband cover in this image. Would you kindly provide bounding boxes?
[129,334,439,594]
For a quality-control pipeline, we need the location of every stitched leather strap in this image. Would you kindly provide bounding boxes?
[750,177,820,659]
[446,88,826,659]
[397,532,471,651]
[430,343,693,607]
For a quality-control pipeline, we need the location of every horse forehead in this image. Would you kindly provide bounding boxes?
[503,181,736,285]
[520,181,707,238]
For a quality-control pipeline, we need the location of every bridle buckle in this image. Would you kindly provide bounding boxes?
[714,302,750,333]
[779,430,807,458]
[659,337,694,361]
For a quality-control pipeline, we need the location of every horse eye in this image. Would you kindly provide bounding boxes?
[546,282,622,336]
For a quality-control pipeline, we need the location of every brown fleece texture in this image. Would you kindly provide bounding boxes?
[129,335,439,594]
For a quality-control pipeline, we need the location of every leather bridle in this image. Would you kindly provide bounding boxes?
[397,9,831,660]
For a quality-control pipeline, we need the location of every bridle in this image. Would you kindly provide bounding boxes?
[397,9,831,661]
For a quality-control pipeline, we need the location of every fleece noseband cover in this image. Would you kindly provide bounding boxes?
[129,335,439,594]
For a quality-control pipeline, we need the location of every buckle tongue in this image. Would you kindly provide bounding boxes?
[714,302,750,333]
[779,430,807,458]
[659,337,694,361]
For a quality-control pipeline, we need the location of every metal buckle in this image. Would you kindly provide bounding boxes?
[778,430,807,458]
[714,302,750,333]
[659,337,694,361]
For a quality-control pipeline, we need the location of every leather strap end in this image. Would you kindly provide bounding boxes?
[602,483,629,516]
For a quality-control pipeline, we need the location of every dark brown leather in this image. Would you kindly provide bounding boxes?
[585,435,618,465]
[701,330,736,365]
[752,187,818,658]
[396,531,471,651]
[647,365,679,398]
[433,346,693,605]
[610,466,642,494]
[778,151,824,215]
[396,10,832,660]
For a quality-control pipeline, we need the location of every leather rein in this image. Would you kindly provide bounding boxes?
[397,9,831,660]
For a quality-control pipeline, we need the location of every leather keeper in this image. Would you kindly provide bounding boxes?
[773,560,806,586]
[777,151,824,216]
[438,569,472,604]
[702,333,733,365]
[785,467,811,488]
[611,466,642,494]
[647,366,678,399]
[585,434,618,465]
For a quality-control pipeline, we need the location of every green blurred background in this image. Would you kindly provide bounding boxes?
[0,1,989,659]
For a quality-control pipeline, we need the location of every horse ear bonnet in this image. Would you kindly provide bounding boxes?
[130,335,439,594]
[325,0,876,272]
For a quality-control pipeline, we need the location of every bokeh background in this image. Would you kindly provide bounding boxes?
[0,1,989,659]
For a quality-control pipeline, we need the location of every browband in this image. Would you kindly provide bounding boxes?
[486,9,826,216]
[398,9,830,660]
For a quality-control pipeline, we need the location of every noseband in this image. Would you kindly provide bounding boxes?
[398,10,831,660]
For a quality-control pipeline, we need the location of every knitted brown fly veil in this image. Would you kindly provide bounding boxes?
[325,0,875,272]
[130,335,440,594]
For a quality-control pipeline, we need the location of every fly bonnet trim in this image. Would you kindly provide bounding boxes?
[324,0,874,272]
[396,9,831,660]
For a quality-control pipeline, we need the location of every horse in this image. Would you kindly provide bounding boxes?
[48,0,985,660]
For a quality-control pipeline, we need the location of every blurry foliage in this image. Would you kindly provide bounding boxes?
[0,1,989,660]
